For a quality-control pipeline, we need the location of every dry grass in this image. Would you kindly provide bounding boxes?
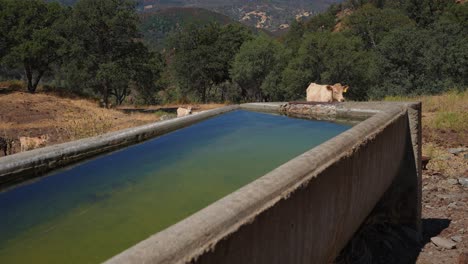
[0,89,225,155]
[0,93,161,138]
[384,90,468,133]
[386,90,468,176]
[385,90,468,148]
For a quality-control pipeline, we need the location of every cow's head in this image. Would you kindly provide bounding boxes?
[326,83,349,102]
[39,134,49,142]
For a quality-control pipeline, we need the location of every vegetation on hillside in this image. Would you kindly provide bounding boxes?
[1,0,466,105]
[47,0,338,32]
[1,0,164,107]
[140,7,235,50]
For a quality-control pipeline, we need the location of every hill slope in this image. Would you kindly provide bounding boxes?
[49,0,343,32]
[140,7,237,49]
[141,0,342,32]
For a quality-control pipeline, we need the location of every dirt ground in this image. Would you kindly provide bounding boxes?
[0,90,224,155]
[416,138,468,263]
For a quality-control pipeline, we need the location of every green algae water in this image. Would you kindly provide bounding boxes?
[0,110,350,263]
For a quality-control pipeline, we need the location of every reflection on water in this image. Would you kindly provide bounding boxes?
[0,110,350,264]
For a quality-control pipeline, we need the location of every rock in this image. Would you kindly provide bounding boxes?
[465,153,468,159]
[160,115,175,121]
[459,252,468,264]
[422,155,431,170]
[436,194,459,200]
[431,236,457,249]
[448,178,459,185]
[459,178,468,187]
[449,147,468,155]
[439,154,452,160]
[452,235,463,243]
[448,202,457,209]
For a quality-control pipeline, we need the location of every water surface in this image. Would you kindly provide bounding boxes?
[0,110,350,263]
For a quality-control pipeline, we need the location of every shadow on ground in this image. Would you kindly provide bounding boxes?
[0,87,15,95]
[335,218,451,264]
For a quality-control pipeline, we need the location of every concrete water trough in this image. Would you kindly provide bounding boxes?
[0,102,421,263]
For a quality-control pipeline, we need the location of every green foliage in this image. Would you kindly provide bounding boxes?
[403,0,454,27]
[304,12,336,33]
[64,0,159,106]
[370,18,468,99]
[230,36,289,101]
[1,0,466,105]
[132,52,166,105]
[168,22,253,102]
[0,0,68,93]
[282,20,305,54]
[282,32,378,100]
[343,4,414,49]
[140,7,234,50]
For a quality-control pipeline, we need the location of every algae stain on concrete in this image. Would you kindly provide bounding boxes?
[0,110,350,264]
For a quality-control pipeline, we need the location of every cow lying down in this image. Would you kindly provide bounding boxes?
[306,83,349,102]
[177,107,192,117]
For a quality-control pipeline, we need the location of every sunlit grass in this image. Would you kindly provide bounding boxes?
[384,90,468,133]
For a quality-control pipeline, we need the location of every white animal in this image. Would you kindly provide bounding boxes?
[19,135,49,152]
[306,83,349,102]
[177,107,192,117]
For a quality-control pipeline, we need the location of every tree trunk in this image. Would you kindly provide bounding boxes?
[103,82,110,108]
[201,87,207,103]
[115,88,125,106]
[24,63,45,94]
[24,63,35,93]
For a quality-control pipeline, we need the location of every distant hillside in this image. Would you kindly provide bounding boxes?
[49,0,343,32]
[140,7,236,49]
[141,0,343,32]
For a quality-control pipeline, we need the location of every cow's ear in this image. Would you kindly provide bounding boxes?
[343,86,349,93]
[326,85,333,90]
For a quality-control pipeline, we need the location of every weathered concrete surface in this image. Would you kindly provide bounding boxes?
[0,105,238,190]
[107,102,422,264]
[240,102,284,113]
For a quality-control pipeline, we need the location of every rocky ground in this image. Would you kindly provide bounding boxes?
[336,142,467,264]
[337,92,468,264]
[415,91,467,263]
[416,145,468,264]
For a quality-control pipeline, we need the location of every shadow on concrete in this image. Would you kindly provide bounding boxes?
[335,218,451,264]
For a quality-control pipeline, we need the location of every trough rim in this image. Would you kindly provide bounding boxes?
[0,105,239,190]
[105,101,420,264]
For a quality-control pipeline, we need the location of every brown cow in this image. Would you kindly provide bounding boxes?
[306,83,349,102]
[19,135,49,152]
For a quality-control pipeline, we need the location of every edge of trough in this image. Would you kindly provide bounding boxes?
[0,105,239,190]
[105,101,420,264]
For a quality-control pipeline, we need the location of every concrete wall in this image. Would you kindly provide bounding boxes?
[106,102,422,264]
[0,106,238,190]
